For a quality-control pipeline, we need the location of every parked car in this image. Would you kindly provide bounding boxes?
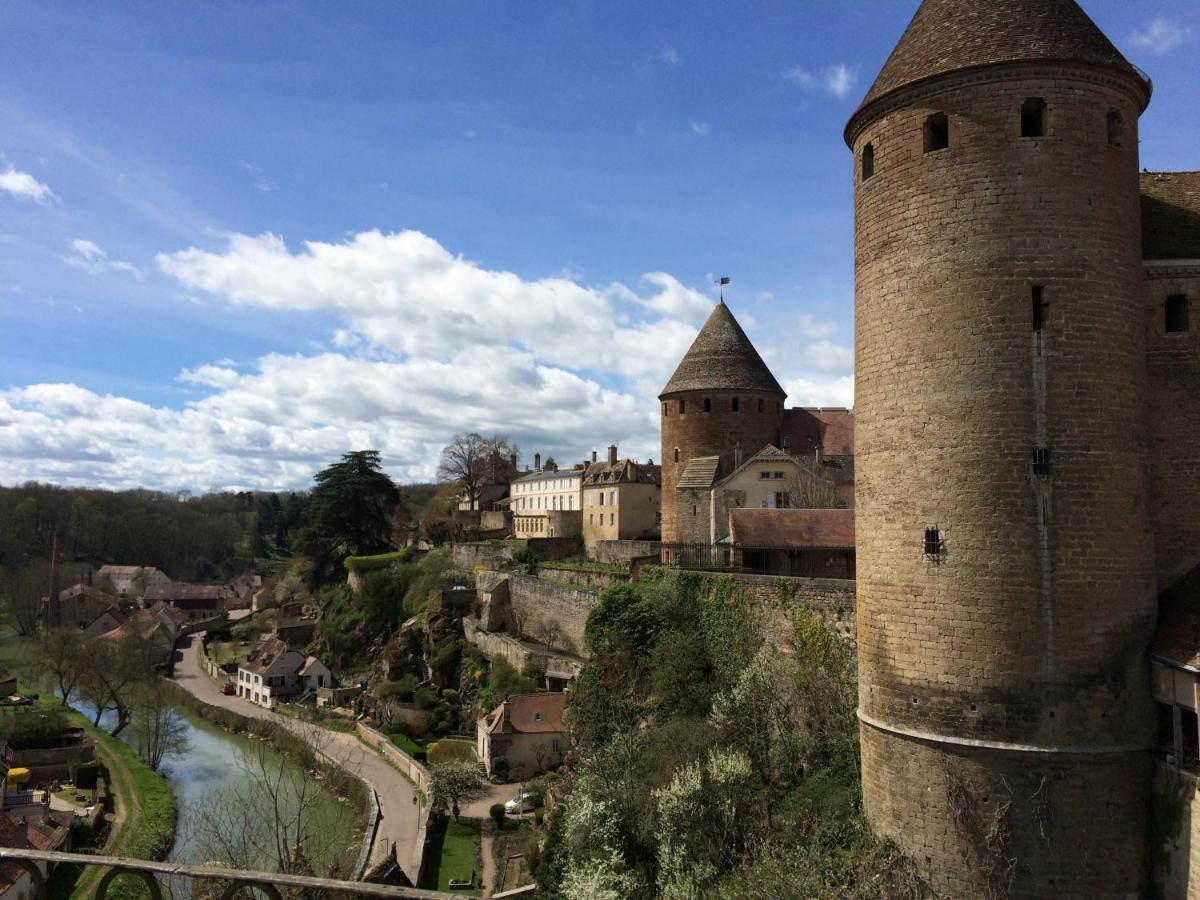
[504,791,542,815]
[221,681,236,695]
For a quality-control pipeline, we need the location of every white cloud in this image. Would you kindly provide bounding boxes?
[1131,18,1192,56]
[784,63,859,99]
[0,168,54,204]
[63,239,144,279]
[656,46,681,66]
[689,121,711,136]
[238,160,277,193]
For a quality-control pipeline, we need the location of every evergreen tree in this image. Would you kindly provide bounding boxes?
[298,450,400,574]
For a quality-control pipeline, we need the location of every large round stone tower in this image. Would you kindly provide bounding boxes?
[846,1,1156,896]
[659,301,785,542]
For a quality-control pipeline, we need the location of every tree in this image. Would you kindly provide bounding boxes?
[436,433,517,512]
[77,625,157,736]
[782,457,840,509]
[1,561,48,636]
[35,628,85,706]
[298,450,400,572]
[129,681,189,771]
[533,617,567,655]
[429,760,488,820]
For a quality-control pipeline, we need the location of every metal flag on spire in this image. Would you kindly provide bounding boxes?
[717,276,730,301]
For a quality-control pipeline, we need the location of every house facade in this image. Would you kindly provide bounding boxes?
[94,566,170,598]
[476,692,566,781]
[581,447,661,551]
[511,464,585,539]
[237,637,331,709]
[142,583,234,621]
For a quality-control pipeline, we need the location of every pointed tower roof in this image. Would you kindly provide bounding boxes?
[660,301,785,397]
[848,0,1150,142]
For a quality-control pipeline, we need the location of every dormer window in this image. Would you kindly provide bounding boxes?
[924,113,949,153]
[1021,98,1046,138]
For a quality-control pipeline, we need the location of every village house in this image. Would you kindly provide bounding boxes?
[511,455,585,539]
[142,583,234,622]
[476,692,567,781]
[52,583,112,630]
[81,607,127,640]
[581,446,661,552]
[237,637,331,709]
[94,565,170,598]
[729,508,855,579]
[273,601,317,646]
[0,811,69,898]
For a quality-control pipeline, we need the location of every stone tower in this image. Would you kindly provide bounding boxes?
[846,1,1156,896]
[659,301,785,542]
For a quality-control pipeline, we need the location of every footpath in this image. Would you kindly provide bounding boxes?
[173,634,423,881]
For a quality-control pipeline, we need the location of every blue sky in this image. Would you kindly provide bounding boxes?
[1,1,1196,491]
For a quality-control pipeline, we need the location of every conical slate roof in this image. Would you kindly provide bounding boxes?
[852,0,1148,126]
[660,301,785,397]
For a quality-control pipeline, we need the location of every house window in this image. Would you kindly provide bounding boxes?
[924,113,949,153]
[862,142,875,181]
[552,739,561,754]
[1020,98,1046,138]
[732,397,740,413]
[703,397,712,413]
[610,514,615,526]
[1107,110,1124,147]
[775,492,788,509]
[760,471,771,479]
[1166,295,1190,333]
[610,491,616,506]
[589,514,593,525]
[1031,447,1052,477]
[924,527,942,557]
[1032,286,1046,331]
[599,492,605,506]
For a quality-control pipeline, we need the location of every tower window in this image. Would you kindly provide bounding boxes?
[862,143,875,181]
[1166,295,1190,333]
[1021,98,1046,138]
[663,403,668,416]
[1032,286,1047,331]
[923,113,949,153]
[924,527,942,557]
[703,397,712,413]
[679,399,686,414]
[1107,110,1124,147]
[1031,447,1052,477]
[673,447,680,463]
[757,398,764,413]
[732,397,740,413]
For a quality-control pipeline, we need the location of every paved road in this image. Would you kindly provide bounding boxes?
[173,634,422,881]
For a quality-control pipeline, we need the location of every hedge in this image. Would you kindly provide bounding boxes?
[345,551,410,572]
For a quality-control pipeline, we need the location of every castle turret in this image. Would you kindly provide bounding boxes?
[848,1,1155,896]
[659,301,785,542]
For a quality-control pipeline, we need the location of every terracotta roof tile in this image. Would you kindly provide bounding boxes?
[491,692,566,734]
[851,0,1148,140]
[730,508,855,549]
[660,302,785,397]
[1142,172,1200,261]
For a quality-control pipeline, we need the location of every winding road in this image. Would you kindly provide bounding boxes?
[173,634,422,881]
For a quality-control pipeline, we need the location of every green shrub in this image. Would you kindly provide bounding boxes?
[345,550,412,572]
[414,686,439,710]
[490,803,506,826]
[377,674,417,702]
[492,756,509,780]
[72,761,100,789]
[0,706,67,751]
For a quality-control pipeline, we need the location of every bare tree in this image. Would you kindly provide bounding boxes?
[129,681,189,771]
[782,457,840,509]
[1,560,50,636]
[436,433,517,511]
[533,617,565,655]
[35,628,85,705]
[77,625,157,735]
[531,740,553,775]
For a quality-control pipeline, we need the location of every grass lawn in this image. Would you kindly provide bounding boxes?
[427,739,477,765]
[207,640,254,666]
[0,634,37,678]
[419,818,482,895]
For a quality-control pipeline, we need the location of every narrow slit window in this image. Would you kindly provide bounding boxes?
[1031,447,1052,477]
[924,527,942,557]
[703,397,712,413]
[1166,295,1190,333]
[1107,110,1124,147]
[732,397,740,413]
[678,399,685,414]
[757,398,764,413]
[1021,98,1046,138]
[663,403,668,416]
[1032,286,1047,331]
[862,143,875,181]
[924,113,949,153]
[673,447,680,463]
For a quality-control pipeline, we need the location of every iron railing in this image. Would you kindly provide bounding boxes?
[659,543,855,580]
[0,848,459,899]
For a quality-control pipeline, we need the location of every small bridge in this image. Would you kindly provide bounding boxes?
[0,848,461,898]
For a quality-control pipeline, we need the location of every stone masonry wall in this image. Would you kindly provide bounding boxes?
[1154,763,1200,900]
[852,67,1155,897]
[687,570,855,647]
[593,540,661,566]
[505,572,598,657]
[535,566,632,590]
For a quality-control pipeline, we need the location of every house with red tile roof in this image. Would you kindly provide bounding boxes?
[236,637,331,709]
[476,692,566,781]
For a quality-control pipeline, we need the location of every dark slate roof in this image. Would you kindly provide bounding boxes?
[1142,172,1200,261]
[730,508,856,550]
[660,302,785,397]
[582,459,661,487]
[851,0,1148,136]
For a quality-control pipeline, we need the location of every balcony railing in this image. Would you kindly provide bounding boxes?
[0,848,459,899]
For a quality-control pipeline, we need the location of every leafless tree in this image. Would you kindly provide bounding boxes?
[1,560,50,636]
[77,625,157,735]
[782,457,840,509]
[533,617,565,654]
[436,433,517,511]
[129,681,189,771]
[531,740,553,775]
[35,627,86,705]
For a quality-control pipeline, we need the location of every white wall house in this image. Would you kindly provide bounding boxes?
[237,637,331,709]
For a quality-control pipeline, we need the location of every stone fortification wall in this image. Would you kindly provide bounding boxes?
[685,570,855,647]
[535,566,631,590]
[593,540,660,565]
[851,64,1154,896]
[506,573,597,656]
[462,619,585,681]
[452,542,516,570]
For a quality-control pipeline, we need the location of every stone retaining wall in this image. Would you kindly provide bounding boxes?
[506,573,598,656]
[356,722,433,880]
[686,570,856,647]
[534,566,631,590]
[593,540,661,565]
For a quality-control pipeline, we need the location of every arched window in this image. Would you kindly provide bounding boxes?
[862,143,875,181]
[1021,98,1046,138]
[1107,110,1124,147]
[924,113,949,153]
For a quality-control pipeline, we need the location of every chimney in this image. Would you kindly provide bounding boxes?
[608,445,618,465]
[647,458,654,466]
[510,451,518,467]
[534,453,542,471]
[591,450,598,463]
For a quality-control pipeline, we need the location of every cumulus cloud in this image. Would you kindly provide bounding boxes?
[1131,18,1192,56]
[784,63,858,99]
[0,167,54,204]
[63,239,144,279]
